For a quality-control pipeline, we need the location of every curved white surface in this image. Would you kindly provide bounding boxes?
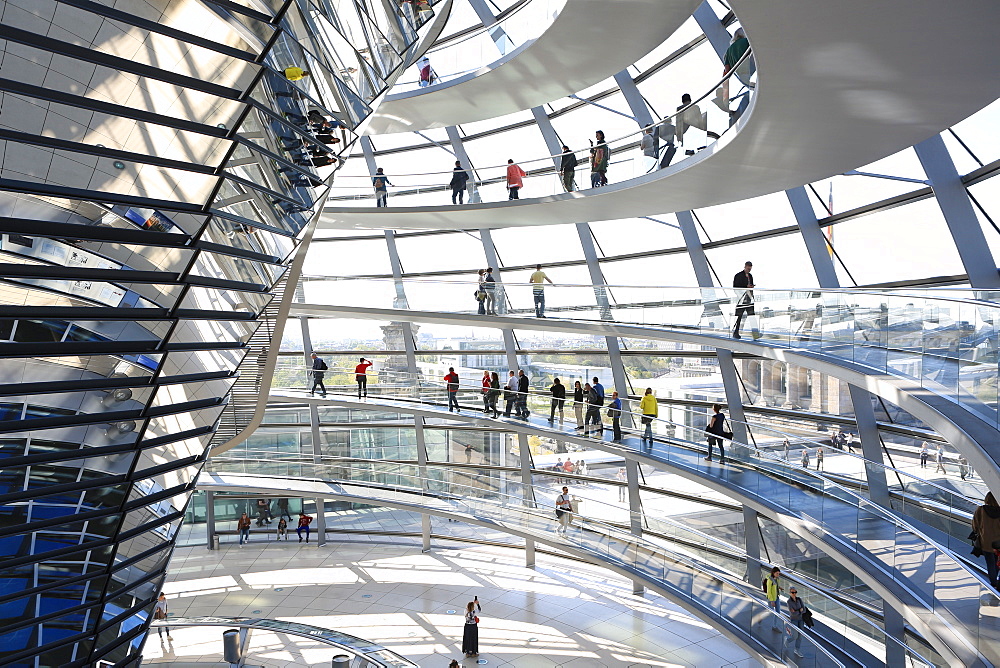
[365,0,700,135]
[322,0,1000,230]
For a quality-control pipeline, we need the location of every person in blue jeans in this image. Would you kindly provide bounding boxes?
[237,513,251,545]
[786,587,806,656]
[765,567,783,630]
[444,367,460,412]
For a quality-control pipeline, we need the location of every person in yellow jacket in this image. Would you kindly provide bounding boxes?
[765,566,784,630]
[284,66,310,81]
[639,387,658,448]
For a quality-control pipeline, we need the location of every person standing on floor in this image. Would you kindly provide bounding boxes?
[765,566,784,630]
[529,264,554,318]
[237,512,251,545]
[572,380,585,431]
[476,269,488,315]
[973,492,1000,590]
[444,367,460,412]
[516,369,530,419]
[505,159,526,199]
[277,498,291,520]
[549,377,566,425]
[487,371,501,418]
[309,352,327,397]
[481,370,492,412]
[559,145,577,192]
[277,517,288,540]
[640,125,657,172]
[462,597,482,657]
[786,586,806,656]
[504,370,518,417]
[372,168,392,208]
[607,391,623,442]
[589,130,610,188]
[732,261,754,339]
[815,447,824,471]
[616,467,627,502]
[418,56,433,87]
[801,448,810,468]
[355,357,373,399]
[639,387,657,447]
[450,161,469,204]
[153,592,172,640]
[584,382,601,436]
[705,403,727,462]
[556,486,574,534]
[296,512,313,543]
[483,267,498,315]
[935,446,947,474]
[920,442,929,468]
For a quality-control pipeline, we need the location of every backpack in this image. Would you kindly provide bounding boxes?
[317,359,328,371]
[762,578,768,593]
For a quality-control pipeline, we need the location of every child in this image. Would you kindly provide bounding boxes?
[277,518,287,540]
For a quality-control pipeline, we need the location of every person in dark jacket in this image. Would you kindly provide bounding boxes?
[444,367,460,412]
[705,403,726,462]
[572,380,585,430]
[309,352,327,397]
[549,377,566,424]
[516,370,530,419]
[786,587,806,656]
[584,383,602,436]
[450,161,469,204]
[559,145,578,192]
[487,372,501,418]
[732,261,754,339]
[973,492,1000,588]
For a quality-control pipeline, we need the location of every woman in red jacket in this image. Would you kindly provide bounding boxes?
[506,159,526,199]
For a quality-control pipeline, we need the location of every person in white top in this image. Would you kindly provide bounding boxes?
[529,264,554,318]
[153,592,172,640]
[556,486,573,533]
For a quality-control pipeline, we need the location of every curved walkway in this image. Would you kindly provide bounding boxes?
[288,301,1000,497]
[365,0,699,134]
[198,469,843,667]
[321,0,1000,229]
[251,389,995,666]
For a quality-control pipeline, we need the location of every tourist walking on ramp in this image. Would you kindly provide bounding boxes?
[450,161,469,204]
[556,486,574,533]
[355,357,373,398]
[732,261,755,339]
[705,403,728,462]
[549,377,566,425]
[607,391,623,442]
[372,168,392,207]
[589,130,610,188]
[444,367,460,412]
[530,264,554,317]
[559,145,577,192]
[639,387,657,448]
[309,352,327,397]
[506,159,526,199]
[483,267,497,315]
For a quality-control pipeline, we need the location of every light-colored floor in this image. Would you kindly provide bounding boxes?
[148,537,763,667]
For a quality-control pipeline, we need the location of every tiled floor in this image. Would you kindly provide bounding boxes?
[147,537,763,667]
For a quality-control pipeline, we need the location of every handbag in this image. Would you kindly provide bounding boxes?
[970,530,984,557]
[721,417,734,440]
